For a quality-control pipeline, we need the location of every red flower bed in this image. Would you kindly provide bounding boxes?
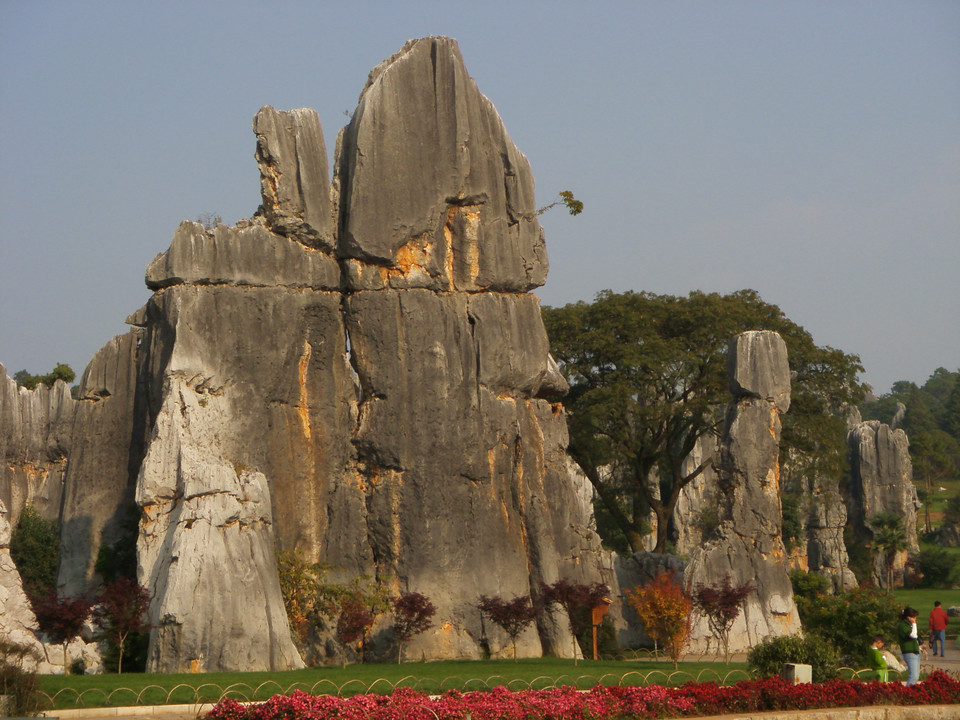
[207,671,960,720]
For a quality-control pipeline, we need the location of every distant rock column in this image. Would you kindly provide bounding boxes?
[0,365,75,527]
[846,419,919,587]
[802,464,857,593]
[684,330,801,654]
[335,36,603,660]
[57,329,143,597]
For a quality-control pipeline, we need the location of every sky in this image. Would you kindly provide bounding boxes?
[0,1,957,396]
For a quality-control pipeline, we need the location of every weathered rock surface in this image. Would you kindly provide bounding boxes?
[802,469,857,592]
[0,499,101,674]
[137,375,304,672]
[846,419,919,587]
[57,330,143,597]
[338,37,547,293]
[684,331,801,653]
[126,36,604,669]
[2,37,607,672]
[146,221,340,291]
[0,364,76,527]
[254,106,335,250]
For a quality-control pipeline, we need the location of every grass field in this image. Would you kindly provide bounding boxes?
[37,658,753,710]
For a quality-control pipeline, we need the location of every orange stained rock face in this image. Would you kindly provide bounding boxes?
[297,340,312,443]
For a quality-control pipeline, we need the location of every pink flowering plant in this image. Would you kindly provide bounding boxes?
[207,670,960,720]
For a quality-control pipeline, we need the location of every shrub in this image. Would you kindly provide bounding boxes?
[789,569,830,600]
[625,571,692,669]
[10,504,59,601]
[747,634,840,683]
[542,579,611,661]
[391,591,436,663]
[916,545,960,588]
[94,576,151,673]
[795,587,900,666]
[691,575,752,663]
[0,639,41,716]
[31,592,92,673]
[478,594,541,662]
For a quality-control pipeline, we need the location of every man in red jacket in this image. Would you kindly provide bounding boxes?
[929,601,949,657]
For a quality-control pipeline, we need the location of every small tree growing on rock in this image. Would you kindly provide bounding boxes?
[391,591,436,664]
[691,575,753,664]
[626,571,691,669]
[478,594,541,662]
[31,593,91,674]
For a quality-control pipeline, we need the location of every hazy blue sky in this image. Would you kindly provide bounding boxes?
[1,1,957,395]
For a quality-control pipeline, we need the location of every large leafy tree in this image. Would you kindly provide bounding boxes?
[542,289,864,553]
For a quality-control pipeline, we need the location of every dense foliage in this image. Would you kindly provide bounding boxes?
[208,672,960,720]
[12,363,76,390]
[747,634,840,683]
[625,572,691,668]
[794,587,901,666]
[9,504,59,602]
[542,289,864,553]
[0,639,41,716]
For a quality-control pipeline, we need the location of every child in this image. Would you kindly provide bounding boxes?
[868,635,888,682]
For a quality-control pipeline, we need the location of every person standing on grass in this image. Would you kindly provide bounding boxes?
[897,606,926,685]
[868,635,889,682]
[929,601,949,658]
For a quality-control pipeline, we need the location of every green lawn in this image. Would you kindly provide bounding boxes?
[38,658,752,710]
[893,588,960,641]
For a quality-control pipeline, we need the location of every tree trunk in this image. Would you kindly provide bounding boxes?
[652,504,671,554]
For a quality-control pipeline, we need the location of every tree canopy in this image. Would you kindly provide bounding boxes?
[542,289,864,554]
[12,363,75,390]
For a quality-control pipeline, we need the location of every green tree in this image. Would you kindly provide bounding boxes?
[11,363,75,390]
[794,587,900,666]
[542,289,864,553]
[944,375,960,441]
[9,505,59,602]
[869,512,908,589]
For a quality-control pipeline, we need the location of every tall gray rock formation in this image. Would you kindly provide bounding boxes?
[58,330,143,597]
[799,465,856,592]
[684,331,801,653]
[846,419,919,587]
[0,364,76,527]
[113,36,603,670]
[0,37,604,672]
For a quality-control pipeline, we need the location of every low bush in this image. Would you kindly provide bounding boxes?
[0,639,42,717]
[789,569,830,600]
[795,587,900,666]
[747,634,840,683]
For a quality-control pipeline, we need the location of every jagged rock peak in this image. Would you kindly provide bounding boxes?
[727,330,791,412]
[338,36,548,292]
[145,221,340,291]
[254,106,335,251]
